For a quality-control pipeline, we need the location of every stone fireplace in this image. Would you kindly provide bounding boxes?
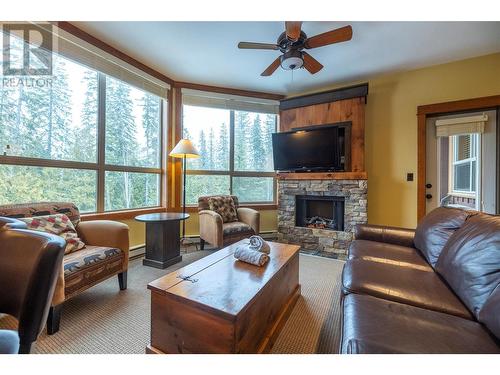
[277,83,369,259]
[277,178,367,259]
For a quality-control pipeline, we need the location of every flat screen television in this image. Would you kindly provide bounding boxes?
[272,125,345,172]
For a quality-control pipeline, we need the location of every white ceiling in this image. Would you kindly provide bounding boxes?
[73,21,500,95]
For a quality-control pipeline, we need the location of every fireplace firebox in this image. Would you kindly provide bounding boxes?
[295,195,345,231]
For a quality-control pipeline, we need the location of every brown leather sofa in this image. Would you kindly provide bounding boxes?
[0,217,66,353]
[0,202,129,335]
[198,195,260,249]
[340,207,500,353]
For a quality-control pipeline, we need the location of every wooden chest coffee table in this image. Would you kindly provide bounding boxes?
[147,240,300,354]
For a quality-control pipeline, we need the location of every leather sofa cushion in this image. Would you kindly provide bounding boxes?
[478,286,500,340]
[348,240,432,272]
[414,207,473,267]
[435,213,500,320]
[341,294,500,354]
[342,258,472,319]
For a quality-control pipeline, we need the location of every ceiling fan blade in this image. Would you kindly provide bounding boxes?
[261,57,281,76]
[285,21,302,41]
[238,41,279,50]
[304,25,353,49]
[302,52,323,74]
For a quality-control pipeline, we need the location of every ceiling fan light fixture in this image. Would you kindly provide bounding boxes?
[280,50,303,71]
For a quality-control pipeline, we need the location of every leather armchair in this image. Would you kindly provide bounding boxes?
[198,195,260,249]
[0,217,66,353]
[0,202,129,335]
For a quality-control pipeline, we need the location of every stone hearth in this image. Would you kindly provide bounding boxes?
[277,179,368,259]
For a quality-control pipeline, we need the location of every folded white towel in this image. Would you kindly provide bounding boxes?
[234,246,269,266]
[247,235,271,254]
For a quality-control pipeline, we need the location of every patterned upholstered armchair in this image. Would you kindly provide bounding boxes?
[0,202,129,334]
[198,195,260,249]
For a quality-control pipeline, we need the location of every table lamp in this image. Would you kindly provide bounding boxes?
[169,139,200,242]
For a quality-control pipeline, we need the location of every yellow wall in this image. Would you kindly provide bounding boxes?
[120,52,500,247]
[119,209,278,248]
[118,219,146,248]
[292,52,500,228]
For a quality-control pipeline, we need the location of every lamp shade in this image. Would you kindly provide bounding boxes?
[169,139,200,159]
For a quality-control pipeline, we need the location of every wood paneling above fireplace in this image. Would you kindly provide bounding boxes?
[279,84,368,174]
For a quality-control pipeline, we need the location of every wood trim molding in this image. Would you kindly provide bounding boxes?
[167,87,183,212]
[279,83,369,110]
[416,94,500,222]
[417,113,427,221]
[174,81,285,101]
[81,207,166,221]
[55,22,175,86]
[417,95,500,116]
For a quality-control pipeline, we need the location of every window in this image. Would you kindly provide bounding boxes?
[183,105,277,205]
[450,134,479,194]
[0,53,99,163]
[0,35,164,213]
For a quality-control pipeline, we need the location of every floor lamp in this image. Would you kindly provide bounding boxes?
[169,139,200,243]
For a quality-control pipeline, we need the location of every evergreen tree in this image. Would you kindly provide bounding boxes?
[208,127,215,169]
[234,111,251,170]
[140,92,160,202]
[216,122,229,170]
[76,70,98,163]
[105,78,138,209]
[250,114,266,170]
[46,56,73,160]
[198,130,208,169]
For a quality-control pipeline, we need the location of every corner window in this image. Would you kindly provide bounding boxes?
[182,105,277,205]
[0,40,164,213]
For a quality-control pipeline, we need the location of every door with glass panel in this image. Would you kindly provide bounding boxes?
[425,110,497,214]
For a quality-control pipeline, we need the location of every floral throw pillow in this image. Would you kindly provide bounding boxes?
[19,214,85,255]
[207,196,238,223]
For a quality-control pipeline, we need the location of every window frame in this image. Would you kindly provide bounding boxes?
[183,105,277,205]
[0,69,165,214]
[449,133,479,196]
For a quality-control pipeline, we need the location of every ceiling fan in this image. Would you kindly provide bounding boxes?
[238,22,353,76]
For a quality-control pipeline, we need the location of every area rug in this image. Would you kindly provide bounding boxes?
[0,251,344,354]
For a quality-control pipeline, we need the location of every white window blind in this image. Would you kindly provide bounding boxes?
[33,23,170,99]
[435,114,487,137]
[182,88,279,114]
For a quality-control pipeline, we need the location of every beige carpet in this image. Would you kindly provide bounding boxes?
[0,251,344,354]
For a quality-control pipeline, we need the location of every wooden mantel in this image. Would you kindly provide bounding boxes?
[277,171,367,180]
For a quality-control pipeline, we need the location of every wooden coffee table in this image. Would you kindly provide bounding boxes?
[147,240,301,354]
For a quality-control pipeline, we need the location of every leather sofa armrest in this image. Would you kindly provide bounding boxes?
[354,224,415,248]
[199,210,223,248]
[237,207,260,234]
[344,338,407,354]
[77,220,130,269]
[0,217,28,230]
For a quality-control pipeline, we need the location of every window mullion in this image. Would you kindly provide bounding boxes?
[96,73,106,212]
[229,110,235,195]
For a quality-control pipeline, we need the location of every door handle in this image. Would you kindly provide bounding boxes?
[426,183,432,189]
[426,194,432,199]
